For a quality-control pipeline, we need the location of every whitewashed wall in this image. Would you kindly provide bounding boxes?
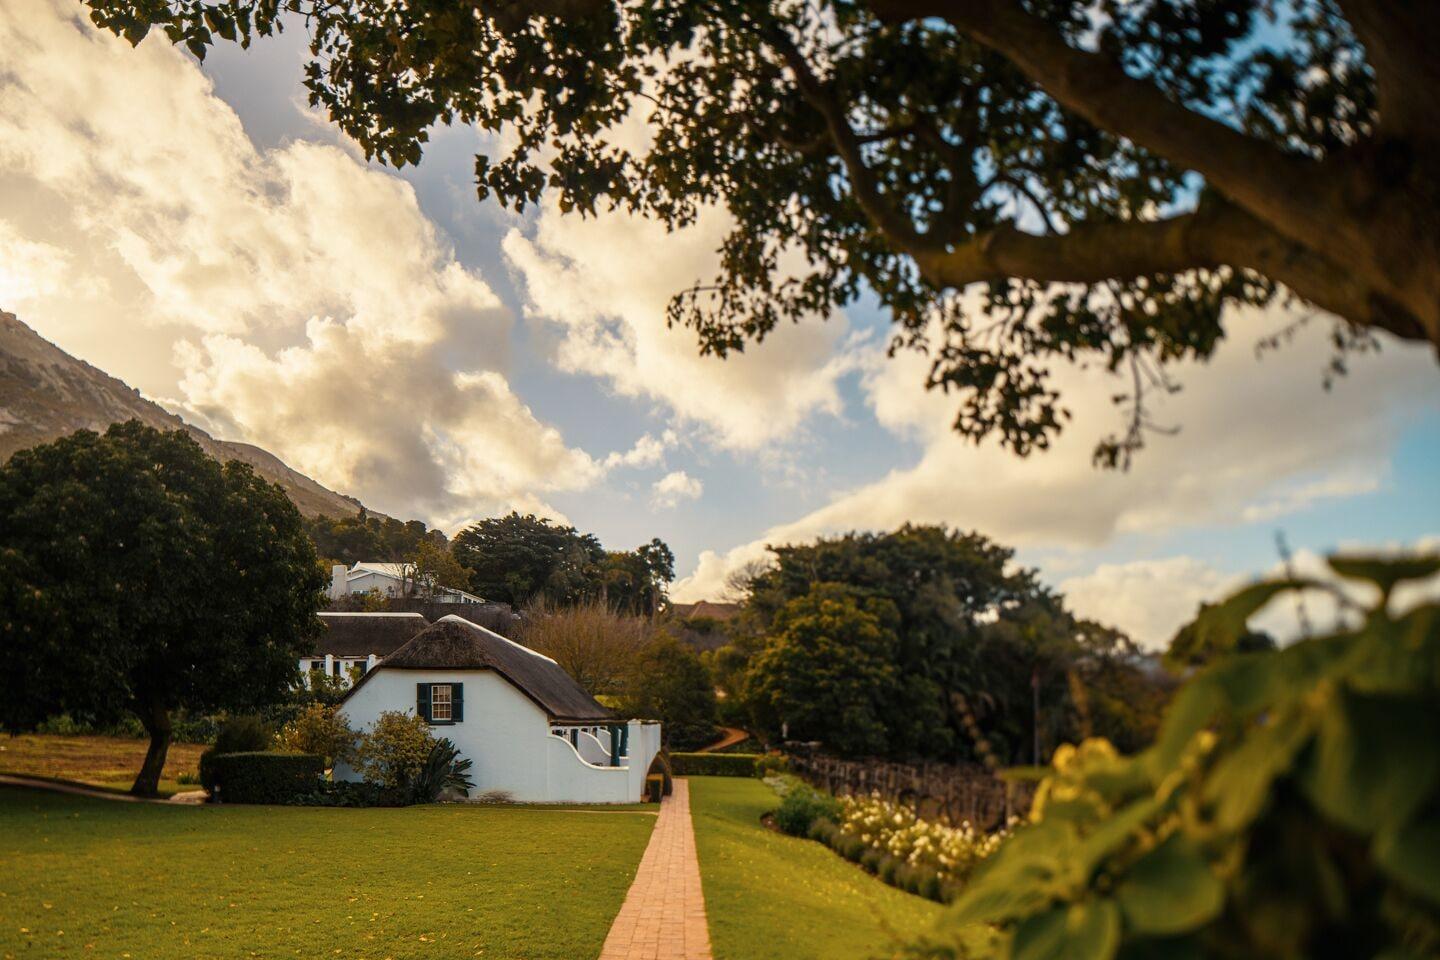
[335,668,661,804]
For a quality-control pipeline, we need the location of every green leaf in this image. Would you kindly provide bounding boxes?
[1203,708,1315,833]
[1116,835,1225,936]
[1168,580,1308,665]
[1014,901,1120,960]
[1072,795,1165,882]
[1373,818,1440,905]
[1299,689,1440,834]
[1327,554,1440,595]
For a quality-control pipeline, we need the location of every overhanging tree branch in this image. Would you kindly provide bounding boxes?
[913,203,1427,341]
[865,0,1357,265]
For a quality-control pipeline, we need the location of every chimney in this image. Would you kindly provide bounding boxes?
[330,564,348,600]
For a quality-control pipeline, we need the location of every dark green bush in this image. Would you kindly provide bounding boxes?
[210,752,324,804]
[861,847,884,872]
[287,780,406,807]
[213,715,273,754]
[807,816,839,844]
[774,782,842,836]
[645,775,664,803]
[198,748,218,793]
[668,752,761,777]
[918,873,943,903]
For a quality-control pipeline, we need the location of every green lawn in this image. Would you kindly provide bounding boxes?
[0,786,655,960]
[689,777,943,960]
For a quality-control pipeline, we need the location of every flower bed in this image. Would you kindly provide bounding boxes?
[769,775,1013,904]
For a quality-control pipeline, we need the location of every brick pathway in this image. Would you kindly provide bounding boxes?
[598,778,713,960]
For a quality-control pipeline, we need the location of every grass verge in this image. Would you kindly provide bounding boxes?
[0,785,654,959]
[689,776,942,960]
[0,734,205,797]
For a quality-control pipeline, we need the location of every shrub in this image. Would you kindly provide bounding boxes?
[807,816,839,844]
[754,754,789,777]
[645,775,664,803]
[912,554,1440,958]
[210,752,324,804]
[860,847,884,872]
[288,780,405,807]
[879,855,900,885]
[275,703,356,765]
[668,752,761,777]
[774,781,842,837]
[352,711,434,789]
[176,771,199,786]
[213,715,273,754]
[409,738,474,803]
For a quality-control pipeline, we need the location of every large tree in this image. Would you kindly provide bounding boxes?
[0,422,325,795]
[745,583,903,756]
[451,512,606,606]
[87,0,1438,464]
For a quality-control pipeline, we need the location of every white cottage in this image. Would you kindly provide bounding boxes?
[335,616,662,804]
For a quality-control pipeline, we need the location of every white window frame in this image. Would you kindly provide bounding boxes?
[431,684,453,722]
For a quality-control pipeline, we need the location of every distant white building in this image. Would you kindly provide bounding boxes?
[329,562,485,604]
[300,611,431,687]
[335,616,663,803]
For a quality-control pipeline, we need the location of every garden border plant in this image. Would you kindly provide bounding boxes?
[907,553,1440,959]
[765,774,1010,905]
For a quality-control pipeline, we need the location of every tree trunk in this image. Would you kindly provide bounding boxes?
[132,703,172,798]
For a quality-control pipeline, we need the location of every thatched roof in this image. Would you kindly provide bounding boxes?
[344,616,615,723]
[313,612,429,658]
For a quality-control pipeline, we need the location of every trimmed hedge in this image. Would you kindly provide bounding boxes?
[209,752,325,804]
[669,752,764,777]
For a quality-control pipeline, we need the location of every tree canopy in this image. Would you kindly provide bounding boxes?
[726,524,1167,762]
[451,512,674,612]
[86,0,1439,465]
[0,421,325,795]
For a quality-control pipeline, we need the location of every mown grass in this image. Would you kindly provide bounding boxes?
[689,776,943,960]
[0,734,206,797]
[0,785,654,960]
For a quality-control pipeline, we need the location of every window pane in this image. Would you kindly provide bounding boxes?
[432,684,452,721]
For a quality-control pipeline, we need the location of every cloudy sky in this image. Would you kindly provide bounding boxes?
[1,1,1436,647]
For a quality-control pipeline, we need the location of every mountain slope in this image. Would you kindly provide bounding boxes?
[0,310,363,518]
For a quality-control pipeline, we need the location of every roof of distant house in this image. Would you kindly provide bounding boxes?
[343,562,487,604]
[312,611,429,658]
[670,600,742,621]
[343,616,615,723]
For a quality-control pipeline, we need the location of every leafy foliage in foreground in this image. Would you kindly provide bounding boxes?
[914,554,1440,959]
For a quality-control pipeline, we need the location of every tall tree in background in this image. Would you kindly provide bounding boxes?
[517,598,653,697]
[745,583,903,756]
[622,633,720,751]
[0,422,324,795]
[451,512,606,606]
[88,0,1438,466]
[601,537,677,616]
[728,524,1166,762]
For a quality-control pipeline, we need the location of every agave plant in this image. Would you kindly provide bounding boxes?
[409,738,475,803]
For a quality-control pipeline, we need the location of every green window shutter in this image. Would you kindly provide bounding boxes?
[417,683,431,722]
[452,683,464,722]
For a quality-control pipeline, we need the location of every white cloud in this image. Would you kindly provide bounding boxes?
[1059,536,1440,650]
[0,1,603,524]
[1059,558,1244,650]
[503,202,861,451]
[604,430,676,470]
[673,304,1437,602]
[652,470,704,508]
